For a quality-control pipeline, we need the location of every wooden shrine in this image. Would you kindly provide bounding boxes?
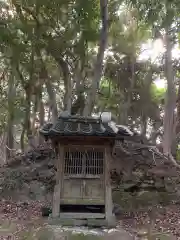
[40,112,128,227]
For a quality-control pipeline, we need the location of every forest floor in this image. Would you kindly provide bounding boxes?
[121,204,180,239]
[0,145,180,239]
[0,199,179,239]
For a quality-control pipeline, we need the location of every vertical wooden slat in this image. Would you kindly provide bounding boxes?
[76,151,78,174]
[74,150,75,174]
[97,152,98,175]
[65,151,67,174]
[67,151,68,174]
[76,151,77,174]
[79,151,81,174]
[78,151,80,174]
[72,150,73,174]
[86,151,88,175]
[105,146,115,226]
[93,151,95,175]
[69,150,71,174]
[66,151,68,174]
[52,144,64,218]
[94,151,95,175]
[63,147,105,176]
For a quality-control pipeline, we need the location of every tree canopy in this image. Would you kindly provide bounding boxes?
[0,0,180,162]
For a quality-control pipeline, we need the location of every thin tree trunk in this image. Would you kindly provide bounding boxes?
[6,66,15,160]
[0,133,7,165]
[45,81,58,123]
[31,95,38,134]
[119,56,136,125]
[140,68,153,137]
[162,29,176,155]
[37,52,58,123]
[83,0,108,116]
[25,90,32,136]
[176,80,180,135]
[46,50,72,113]
[39,90,45,144]
[58,58,72,113]
[150,121,162,144]
[141,115,147,137]
[20,123,25,151]
[47,107,51,121]
[170,80,180,157]
[39,93,45,126]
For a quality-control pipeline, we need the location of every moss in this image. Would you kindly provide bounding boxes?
[112,191,134,210]
[113,190,177,211]
[36,227,55,240]
[68,234,103,240]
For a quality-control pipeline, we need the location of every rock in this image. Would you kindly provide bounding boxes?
[36,226,57,240]
[42,227,134,240]
[38,169,55,181]
[113,203,122,216]
[136,229,148,239]
[106,229,134,240]
[28,181,46,200]
[48,162,55,169]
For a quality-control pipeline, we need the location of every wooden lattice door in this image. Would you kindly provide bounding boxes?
[62,147,105,203]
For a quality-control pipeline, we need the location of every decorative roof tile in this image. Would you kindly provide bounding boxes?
[39,114,134,139]
[40,115,117,138]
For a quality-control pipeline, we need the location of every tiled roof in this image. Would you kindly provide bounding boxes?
[39,115,117,138]
[39,112,134,139]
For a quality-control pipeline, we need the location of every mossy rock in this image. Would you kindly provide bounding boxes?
[112,190,158,210]
[151,232,174,240]
[68,234,103,240]
[36,227,104,240]
[112,191,134,210]
[113,190,178,210]
[35,227,56,240]
[158,192,177,205]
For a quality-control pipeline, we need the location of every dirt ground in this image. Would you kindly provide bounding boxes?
[0,200,179,239]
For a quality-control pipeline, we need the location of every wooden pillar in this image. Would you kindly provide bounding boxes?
[105,146,115,226]
[52,144,64,218]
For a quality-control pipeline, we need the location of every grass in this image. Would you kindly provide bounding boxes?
[0,219,175,239]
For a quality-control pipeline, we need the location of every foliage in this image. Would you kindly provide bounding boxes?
[151,84,166,104]
[0,0,179,155]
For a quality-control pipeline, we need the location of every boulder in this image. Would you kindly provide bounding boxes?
[28,181,46,200]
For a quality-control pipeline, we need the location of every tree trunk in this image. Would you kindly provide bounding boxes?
[176,80,180,135]
[36,48,59,122]
[173,80,180,155]
[150,121,162,144]
[39,90,45,144]
[31,94,38,134]
[71,93,85,115]
[141,115,147,137]
[140,68,154,138]
[162,29,176,155]
[83,0,108,116]
[39,93,45,126]
[25,90,32,137]
[47,107,51,121]
[20,123,25,151]
[46,48,72,113]
[58,58,72,113]
[6,68,15,160]
[45,81,58,123]
[118,56,136,125]
[0,133,7,165]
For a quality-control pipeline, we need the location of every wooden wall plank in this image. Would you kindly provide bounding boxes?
[105,146,115,225]
[52,144,64,218]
